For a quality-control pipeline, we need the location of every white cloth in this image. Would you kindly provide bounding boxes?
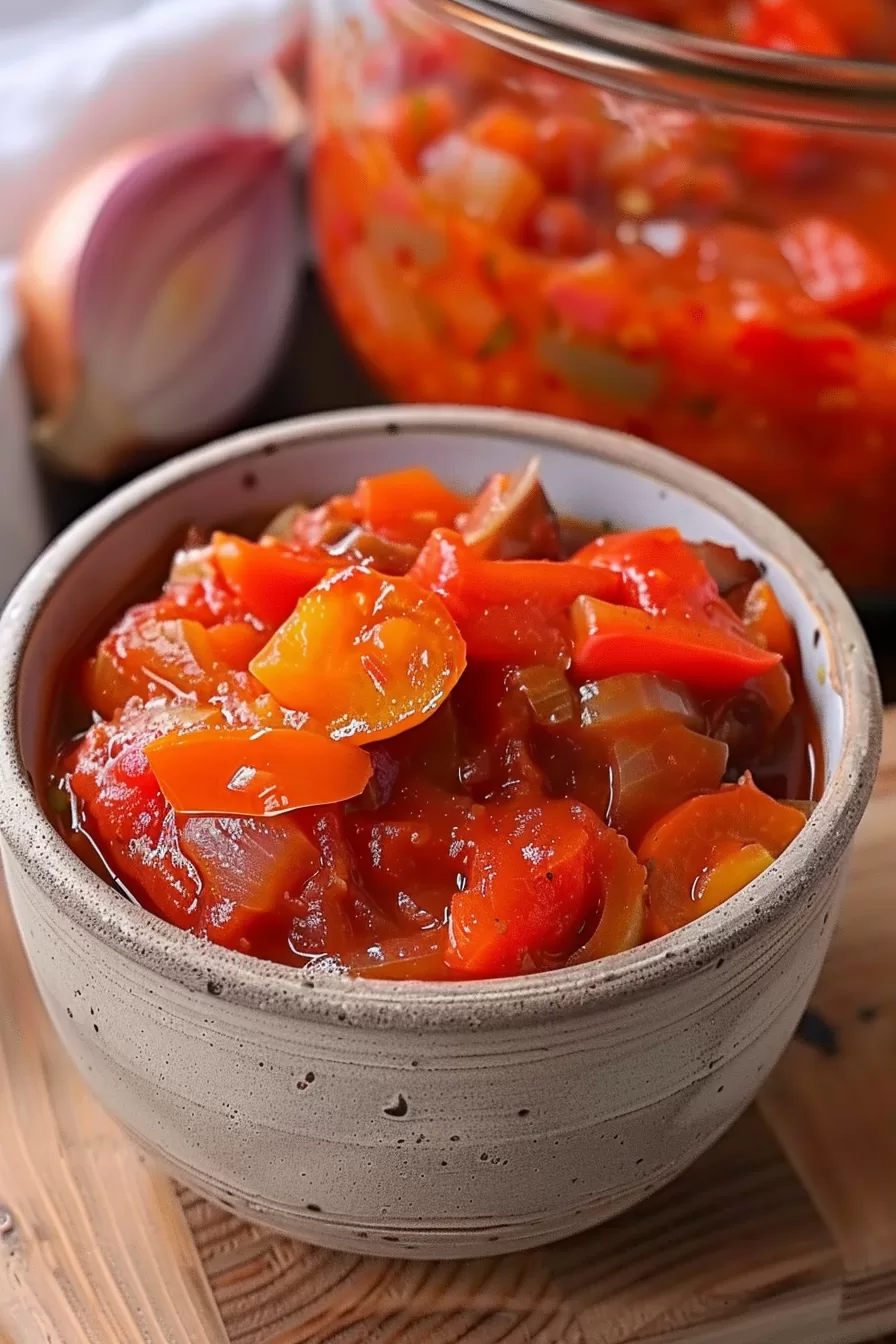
[0,0,301,582]
[0,0,300,252]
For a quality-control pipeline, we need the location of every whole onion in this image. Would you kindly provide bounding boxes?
[18,128,299,479]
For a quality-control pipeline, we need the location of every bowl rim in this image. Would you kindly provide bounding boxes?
[0,405,882,1028]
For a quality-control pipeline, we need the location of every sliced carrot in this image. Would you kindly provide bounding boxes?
[638,776,805,937]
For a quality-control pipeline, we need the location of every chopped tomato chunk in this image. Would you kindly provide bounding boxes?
[738,0,846,55]
[466,101,538,165]
[447,798,643,976]
[82,607,223,718]
[69,717,201,930]
[778,218,896,325]
[371,86,460,172]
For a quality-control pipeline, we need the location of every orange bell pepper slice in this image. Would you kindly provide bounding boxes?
[571,595,781,693]
[145,726,372,816]
[351,466,468,546]
[249,566,466,743]
[213,533,339,628]
[638,775,805,937]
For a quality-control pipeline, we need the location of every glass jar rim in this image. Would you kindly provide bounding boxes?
[408,0,896,128]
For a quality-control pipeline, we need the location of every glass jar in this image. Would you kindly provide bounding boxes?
[309,0,896,592]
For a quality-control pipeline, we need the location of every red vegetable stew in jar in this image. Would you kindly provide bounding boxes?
[48,461,820,980]
[585,0,896,56]
[312,0,896,590]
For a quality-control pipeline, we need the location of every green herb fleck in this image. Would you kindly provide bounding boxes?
[478,317,516,359]
[482,252,498,282]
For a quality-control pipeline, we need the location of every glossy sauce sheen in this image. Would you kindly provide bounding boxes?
[47,464,821,981]
[312,0,896,589]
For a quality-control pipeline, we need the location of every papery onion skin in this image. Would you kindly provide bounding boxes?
[18,129,300,480]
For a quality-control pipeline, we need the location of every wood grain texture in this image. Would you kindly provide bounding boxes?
[0,885,227,1344]
[175,1107,838,1344]
[760,714,896,1288]
[2,715,896,1342]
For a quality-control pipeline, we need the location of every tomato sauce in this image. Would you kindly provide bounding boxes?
[311,0,896,590]
[47,462,821,980]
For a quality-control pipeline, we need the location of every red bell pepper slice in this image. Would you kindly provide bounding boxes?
[570,596,781,693]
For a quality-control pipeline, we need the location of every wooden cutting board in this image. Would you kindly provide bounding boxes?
[2,717,896,1344]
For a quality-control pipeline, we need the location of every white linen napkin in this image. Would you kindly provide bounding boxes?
[0,0,301,588]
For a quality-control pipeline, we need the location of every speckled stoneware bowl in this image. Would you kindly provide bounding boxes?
[0,407,882,1259]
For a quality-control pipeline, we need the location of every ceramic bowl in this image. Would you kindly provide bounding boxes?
[0,407,881,1259]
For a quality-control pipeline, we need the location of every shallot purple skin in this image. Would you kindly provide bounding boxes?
[18,128,300,480]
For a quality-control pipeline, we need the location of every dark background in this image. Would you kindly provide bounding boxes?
[19,272,896,703]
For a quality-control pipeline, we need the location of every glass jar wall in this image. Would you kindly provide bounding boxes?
[310,0,896,591]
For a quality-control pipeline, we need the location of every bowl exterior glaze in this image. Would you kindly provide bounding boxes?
[0,407,881,1258]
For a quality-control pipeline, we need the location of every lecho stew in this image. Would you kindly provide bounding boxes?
[48,461,819,980]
